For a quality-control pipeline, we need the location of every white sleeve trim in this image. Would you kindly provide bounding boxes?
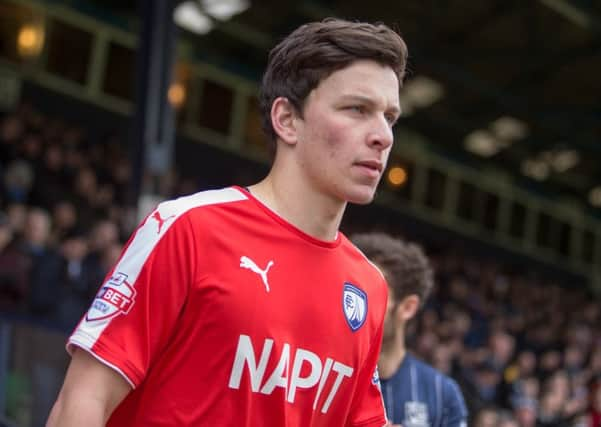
[67,337,137,389]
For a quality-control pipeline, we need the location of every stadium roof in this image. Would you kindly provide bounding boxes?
[59,0,601,216]
[159,0,601,216]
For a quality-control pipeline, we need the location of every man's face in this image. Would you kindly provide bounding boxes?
[293,60,400,205]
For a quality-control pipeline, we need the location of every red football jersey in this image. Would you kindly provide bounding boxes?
[68,186,388,426]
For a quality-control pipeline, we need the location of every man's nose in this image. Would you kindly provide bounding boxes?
[367,116,394,150]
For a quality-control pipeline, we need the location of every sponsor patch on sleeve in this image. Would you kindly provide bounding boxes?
[86,272,136,322]
[372,366,381,388]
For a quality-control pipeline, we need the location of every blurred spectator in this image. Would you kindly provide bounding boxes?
[464,359,504,408]
[50,200,78,244]
[508,376,540,410]
[5,202,27,238]
[512,396,537,427]
[87,218,119,257]
[3,160,34,204]
[81,219,120,294]
[94,182,116,211]
[431,342,454,376]
[22,208,62,317]
[71,166,100,229]
[538,350,563,380]
[488,329,515,372]
[580,376,601,427]
[0,212,30,311]
[18,133,43,168]
[473,406,498,427]
[537,390,569,426]
[30,144,68,209]
[107,158,131,205]
[56,228,93,329]
[62,147,86,179]
[414,329,440,358]
[0,114,24,164]
[564,345,587,377]
[589,348,601,377]
[512,351,538,380]
[495,410,519,427]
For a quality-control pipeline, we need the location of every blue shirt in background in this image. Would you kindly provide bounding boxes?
[381,353,468,427]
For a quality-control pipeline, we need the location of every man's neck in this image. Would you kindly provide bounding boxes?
[378,332,406,380]
[248,163,346,242]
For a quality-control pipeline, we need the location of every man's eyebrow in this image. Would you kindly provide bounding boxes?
[339,94,401,115]
[338,94,375,104]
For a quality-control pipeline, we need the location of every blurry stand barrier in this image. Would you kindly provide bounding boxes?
[0,317,68,427]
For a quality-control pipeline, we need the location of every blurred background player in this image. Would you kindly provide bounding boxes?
[352,232,468,427]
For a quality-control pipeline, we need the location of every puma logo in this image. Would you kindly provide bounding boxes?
[240,256,274,292]
[152,211,176,234]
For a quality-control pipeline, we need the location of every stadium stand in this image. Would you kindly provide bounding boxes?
[0,0,600,426]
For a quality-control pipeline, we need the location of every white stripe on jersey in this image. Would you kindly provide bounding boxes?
[67,187,248,369]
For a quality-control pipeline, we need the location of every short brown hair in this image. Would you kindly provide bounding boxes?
[259,18,408,151]
[351,232,433,306]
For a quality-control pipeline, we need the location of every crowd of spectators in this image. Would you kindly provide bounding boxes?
[0,103,599,426]
[0,103,185,330]
[413,252,601,426]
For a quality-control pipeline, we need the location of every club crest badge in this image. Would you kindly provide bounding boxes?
[342,283,367,331]
[404,401,429,427]
[86,272,136,322]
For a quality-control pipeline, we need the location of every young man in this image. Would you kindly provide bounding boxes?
[47,19,408,426]
[351,232,468,427]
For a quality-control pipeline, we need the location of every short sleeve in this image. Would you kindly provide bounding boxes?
[67,207,195,387]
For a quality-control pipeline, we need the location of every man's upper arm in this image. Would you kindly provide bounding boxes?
[442,377,468,427]
[47,348,132,427]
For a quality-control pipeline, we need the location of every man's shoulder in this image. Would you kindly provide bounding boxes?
[142,187,249,237]
[406,354,436,375]
[406,355,468,412]
[158,187,248,217]
[338,236,389,308]
[340,234,387,281]
[407,354,453,384]
[440,374,465,400]
[410,356,466,404]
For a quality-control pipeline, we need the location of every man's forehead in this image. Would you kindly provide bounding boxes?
[321,60,398,87]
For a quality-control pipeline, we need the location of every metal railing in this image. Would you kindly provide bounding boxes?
[0,315,70,427]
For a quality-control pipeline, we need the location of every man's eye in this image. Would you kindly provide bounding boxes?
[348,106,365,114]
[386,114,398,126]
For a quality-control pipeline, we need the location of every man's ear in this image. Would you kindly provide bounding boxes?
[270,97,299,146]
[395,294,420,323]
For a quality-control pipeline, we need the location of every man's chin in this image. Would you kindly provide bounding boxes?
[346,190,377,205]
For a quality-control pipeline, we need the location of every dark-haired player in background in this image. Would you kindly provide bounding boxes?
[352,232,468,427]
